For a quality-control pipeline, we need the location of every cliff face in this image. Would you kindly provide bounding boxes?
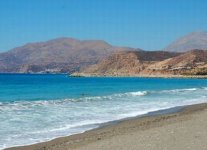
[0,38,139,73]
[74,50,207,77]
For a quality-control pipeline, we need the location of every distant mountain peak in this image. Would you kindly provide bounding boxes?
[164,31,207,52]
[188,31,207,36]
[0,37,138,73]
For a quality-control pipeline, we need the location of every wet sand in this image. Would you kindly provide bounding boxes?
[6,103,207,150]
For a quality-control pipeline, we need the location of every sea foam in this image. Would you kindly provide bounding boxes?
[1,87,207,149]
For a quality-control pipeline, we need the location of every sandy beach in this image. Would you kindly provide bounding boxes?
[6,103,207,150]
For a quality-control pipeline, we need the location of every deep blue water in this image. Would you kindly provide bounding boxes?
[0,74,207,149]
[1,74,206,101]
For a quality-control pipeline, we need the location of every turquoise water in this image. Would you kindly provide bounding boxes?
[0,74,207,149]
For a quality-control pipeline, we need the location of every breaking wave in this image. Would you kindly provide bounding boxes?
[1,87,207,149]
[0,87,206,110]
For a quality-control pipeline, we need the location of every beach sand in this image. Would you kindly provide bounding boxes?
[6,103,207,150]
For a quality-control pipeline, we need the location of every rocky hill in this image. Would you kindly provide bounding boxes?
[164,32,207,52]
[73,50,207,77]
[0,38,139,73]
[142,50,207,76]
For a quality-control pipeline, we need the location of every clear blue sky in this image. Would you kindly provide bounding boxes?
[0,0,207,52]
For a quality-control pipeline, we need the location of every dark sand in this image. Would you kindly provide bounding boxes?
[6,103,207,150]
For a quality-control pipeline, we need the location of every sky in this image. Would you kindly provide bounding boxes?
[0,0,207,52]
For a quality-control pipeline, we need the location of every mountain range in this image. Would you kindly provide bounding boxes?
[0,32,207,75]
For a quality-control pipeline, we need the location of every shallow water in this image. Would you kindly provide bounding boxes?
[0,74,207,149]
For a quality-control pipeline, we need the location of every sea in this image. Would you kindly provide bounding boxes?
[0,74,207,149]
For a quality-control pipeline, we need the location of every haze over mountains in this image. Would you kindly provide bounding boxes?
[164,32,207,52]
[0,31,207,74]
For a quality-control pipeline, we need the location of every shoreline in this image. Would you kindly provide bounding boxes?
[5,102,207,150]
[1,73,207,79]
[70,73,207,79]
